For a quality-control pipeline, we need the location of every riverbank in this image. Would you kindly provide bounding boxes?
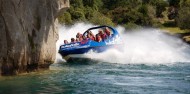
[161,27,190,44]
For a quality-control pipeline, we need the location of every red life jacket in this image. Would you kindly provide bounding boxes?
[96,36,102,42]
[105,29,111,37]
[90,34,95,41]
[101,34,107,39]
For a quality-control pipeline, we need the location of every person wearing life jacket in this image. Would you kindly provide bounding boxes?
[87,32,95,41]
[105,27,111,38]
[76,32,83,41]
[82,35,87,40]
[71,38,76,43]
[87,33,92,40]
[89,31,95,40]
[98,30,107,40]
[77,32,83,37]
[64,40,69,44]
[96,34,102,42]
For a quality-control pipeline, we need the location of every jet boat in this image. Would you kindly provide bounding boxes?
[58,25,122,61]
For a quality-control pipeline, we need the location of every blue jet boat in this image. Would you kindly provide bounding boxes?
[58,25,122,61]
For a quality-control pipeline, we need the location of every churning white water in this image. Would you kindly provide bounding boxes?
[56,23,190,64]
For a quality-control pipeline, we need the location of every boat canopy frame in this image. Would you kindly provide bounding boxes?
[82,25,119,37]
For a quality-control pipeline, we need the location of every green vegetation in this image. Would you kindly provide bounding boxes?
[161,27,188,34]
[58,12,72,25]
[177,0,190,29]
[58,0,190,32]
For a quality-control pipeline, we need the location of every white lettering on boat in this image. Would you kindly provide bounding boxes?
[61,43,80,48]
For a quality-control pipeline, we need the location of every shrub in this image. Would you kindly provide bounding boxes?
[58,12,72,25]
[89,11,114,26]
[176,0,190,29]
[177,7,190,29]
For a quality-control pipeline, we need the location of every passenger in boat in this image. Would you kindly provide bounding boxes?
[96,34,102,42]
[76,38,80,42]
[87,33,95,41]
[82,35,87,40]
[98,30,107,40]
[71,38,76,43]
[105,27,111,37]
[64,40,69,44]
[77,32,83,38]
[89,31,96,40]
[76,32,83,41]
[79,37,83,41]
[76,35,79,39]
[87,33,91,39]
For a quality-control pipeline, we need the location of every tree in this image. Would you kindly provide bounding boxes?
[177,7,190,29]
[57,0,167,28]
[155,0,168,17]
[89,11,114,26]
[83,0,103,10]
[177,0,190,29]
[58,12,72,24]
[70,8,85,21]
[84,6,94,19]
[146,0,168,18]
[70,0,84,8]
[168,0,180,7]
[138,5,156,26]
[167,0,180,20]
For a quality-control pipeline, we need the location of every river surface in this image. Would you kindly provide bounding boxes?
[0,61,190,94]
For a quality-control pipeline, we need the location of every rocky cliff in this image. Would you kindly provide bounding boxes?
[0,0,69,75]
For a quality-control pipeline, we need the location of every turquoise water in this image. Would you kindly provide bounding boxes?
[0,62,190,94]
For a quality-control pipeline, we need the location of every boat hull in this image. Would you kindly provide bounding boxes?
[59,45,119,61]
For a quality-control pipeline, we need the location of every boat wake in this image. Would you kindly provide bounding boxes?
[56,23,190,64]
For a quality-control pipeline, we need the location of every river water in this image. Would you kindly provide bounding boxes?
[0,62,190,94]
[0,23,190,94]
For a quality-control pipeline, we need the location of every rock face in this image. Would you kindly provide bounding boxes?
[0,0,69,75]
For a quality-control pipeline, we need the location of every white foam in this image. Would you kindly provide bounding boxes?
[56,23,190,64]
